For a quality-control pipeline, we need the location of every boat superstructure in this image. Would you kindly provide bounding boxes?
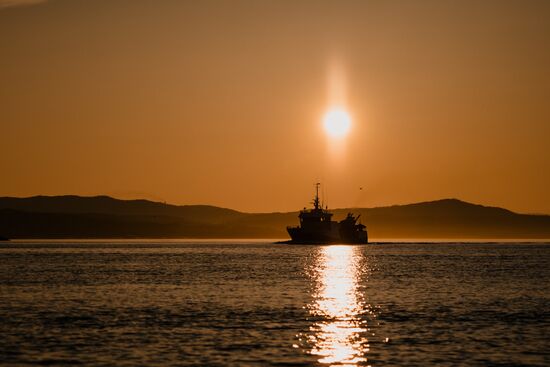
[286,183,368,244]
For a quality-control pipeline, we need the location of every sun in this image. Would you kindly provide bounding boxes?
[323,108,351,138]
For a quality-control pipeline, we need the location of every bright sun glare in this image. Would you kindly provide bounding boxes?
[323,108,351,138]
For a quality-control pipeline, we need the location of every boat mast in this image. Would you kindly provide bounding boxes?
[314,182,320,210]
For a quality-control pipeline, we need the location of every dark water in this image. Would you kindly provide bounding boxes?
[0,241,549,366]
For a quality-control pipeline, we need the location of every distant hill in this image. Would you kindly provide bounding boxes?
[0,196,549,239]
[0,195,241,222]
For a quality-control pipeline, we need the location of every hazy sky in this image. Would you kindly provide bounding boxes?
[1,0,549,213]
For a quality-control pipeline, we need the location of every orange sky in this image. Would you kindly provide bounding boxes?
[1,0,549,213]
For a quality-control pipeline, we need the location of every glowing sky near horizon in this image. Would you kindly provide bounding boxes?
[0,0,549,213]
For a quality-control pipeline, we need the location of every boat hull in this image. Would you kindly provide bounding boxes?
[286,225,368,244]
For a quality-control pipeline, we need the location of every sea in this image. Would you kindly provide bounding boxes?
[0,240,549,366]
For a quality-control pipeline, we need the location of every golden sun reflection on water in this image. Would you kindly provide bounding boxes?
[306,245,370,366]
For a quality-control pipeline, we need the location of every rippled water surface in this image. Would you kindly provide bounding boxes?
[1,240,549,366]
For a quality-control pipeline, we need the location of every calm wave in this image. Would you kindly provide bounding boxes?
[1,240,549,366]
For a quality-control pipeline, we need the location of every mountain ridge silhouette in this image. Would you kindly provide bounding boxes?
[0,195,548,239]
